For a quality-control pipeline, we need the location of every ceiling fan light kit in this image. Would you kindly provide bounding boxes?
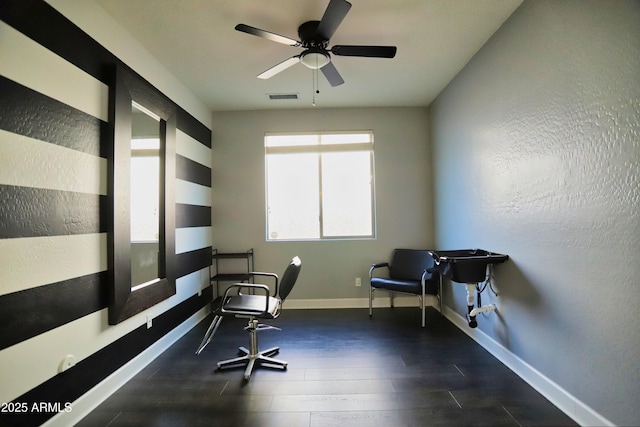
[300,49,330,69]
[235,0,397,87]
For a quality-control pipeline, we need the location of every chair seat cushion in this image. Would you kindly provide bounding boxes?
[371,277,439,295]
[220,295,281,319]
[371,277,422,294]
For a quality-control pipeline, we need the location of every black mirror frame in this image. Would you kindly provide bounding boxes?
[108,64,176,325]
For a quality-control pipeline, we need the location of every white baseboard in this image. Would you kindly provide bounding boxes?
[42,306,210,427]
[284,295,439,310]
[443,306,614,427]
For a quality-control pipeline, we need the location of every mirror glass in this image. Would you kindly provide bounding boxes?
[130,102,161,290]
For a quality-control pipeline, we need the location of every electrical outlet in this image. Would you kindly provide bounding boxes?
[58,354,76,373]
[146,315,153,329]
[355,277,362,287]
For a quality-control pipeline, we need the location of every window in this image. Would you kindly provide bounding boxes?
[265,131,375,241]
[130,137,160,243]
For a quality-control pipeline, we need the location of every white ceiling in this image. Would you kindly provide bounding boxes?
[96,0,522,112]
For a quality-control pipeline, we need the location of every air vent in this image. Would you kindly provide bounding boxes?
[267,93,299,100]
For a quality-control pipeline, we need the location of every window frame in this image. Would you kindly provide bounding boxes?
[265,131,377,242]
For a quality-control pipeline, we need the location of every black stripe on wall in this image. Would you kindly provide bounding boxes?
[176,154,212,187]
[0,76,105,157]
[0,247,211,352]
[0,0,118,86]
[175,247,213,279]
[176,203,211,228]
[0,272,107,351]
[0,185,107,239]
[0,2,213,419]
[177,109,211,149]
[1,286,212,427]
[0,1,211,150]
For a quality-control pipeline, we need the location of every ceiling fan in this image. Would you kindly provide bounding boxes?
[235,0,397,87]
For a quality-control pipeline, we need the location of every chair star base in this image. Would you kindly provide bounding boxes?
[217,345,287,380]
[216,319,288,380]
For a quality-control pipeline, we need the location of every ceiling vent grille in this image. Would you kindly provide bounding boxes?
[267,93,299,100]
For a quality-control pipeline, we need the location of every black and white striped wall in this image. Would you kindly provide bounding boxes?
[0,1,212,425]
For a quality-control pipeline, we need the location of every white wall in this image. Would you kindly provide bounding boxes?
[211,107,434,302]
[430,1,639,425]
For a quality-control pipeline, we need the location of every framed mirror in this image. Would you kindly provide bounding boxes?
[108,64,176,325]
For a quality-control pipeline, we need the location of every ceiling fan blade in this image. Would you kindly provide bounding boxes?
[320,61,344,87]
[316,0,352,41]
[235,24,300,46]
[257,56,301,79]
[331,45,397,58]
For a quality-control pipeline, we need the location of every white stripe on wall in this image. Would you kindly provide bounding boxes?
[0,129,107,195]
[176,129,212,168]
[175,179,212,207]
[0,266,210,404]
[0,233,107,296]
[175,226,212,254]
[0,21,109,122]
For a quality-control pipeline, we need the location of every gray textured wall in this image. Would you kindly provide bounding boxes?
[430,1,639,425]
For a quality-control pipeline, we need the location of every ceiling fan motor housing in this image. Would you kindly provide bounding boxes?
[298,21,331,69]
[298,21,329,48]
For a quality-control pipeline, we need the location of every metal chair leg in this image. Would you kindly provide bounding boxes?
[438,275,443,315]
[217,354,250,369]
[260,346,280,357]
[195,315,223,355]
[369,286,374,317]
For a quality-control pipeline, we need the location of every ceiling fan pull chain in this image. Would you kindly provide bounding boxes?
[312,67,319,107]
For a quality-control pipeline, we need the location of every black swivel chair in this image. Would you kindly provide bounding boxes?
[195,256,302,380]
[369,249,441,327]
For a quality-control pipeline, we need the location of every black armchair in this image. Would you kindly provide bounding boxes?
[195,256,302,380]
[369,249,441,327]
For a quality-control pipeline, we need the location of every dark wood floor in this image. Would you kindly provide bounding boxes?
[78,307,577,427]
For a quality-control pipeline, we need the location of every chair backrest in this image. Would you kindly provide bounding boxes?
[278,256,302,301]
[389,249,433,281]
